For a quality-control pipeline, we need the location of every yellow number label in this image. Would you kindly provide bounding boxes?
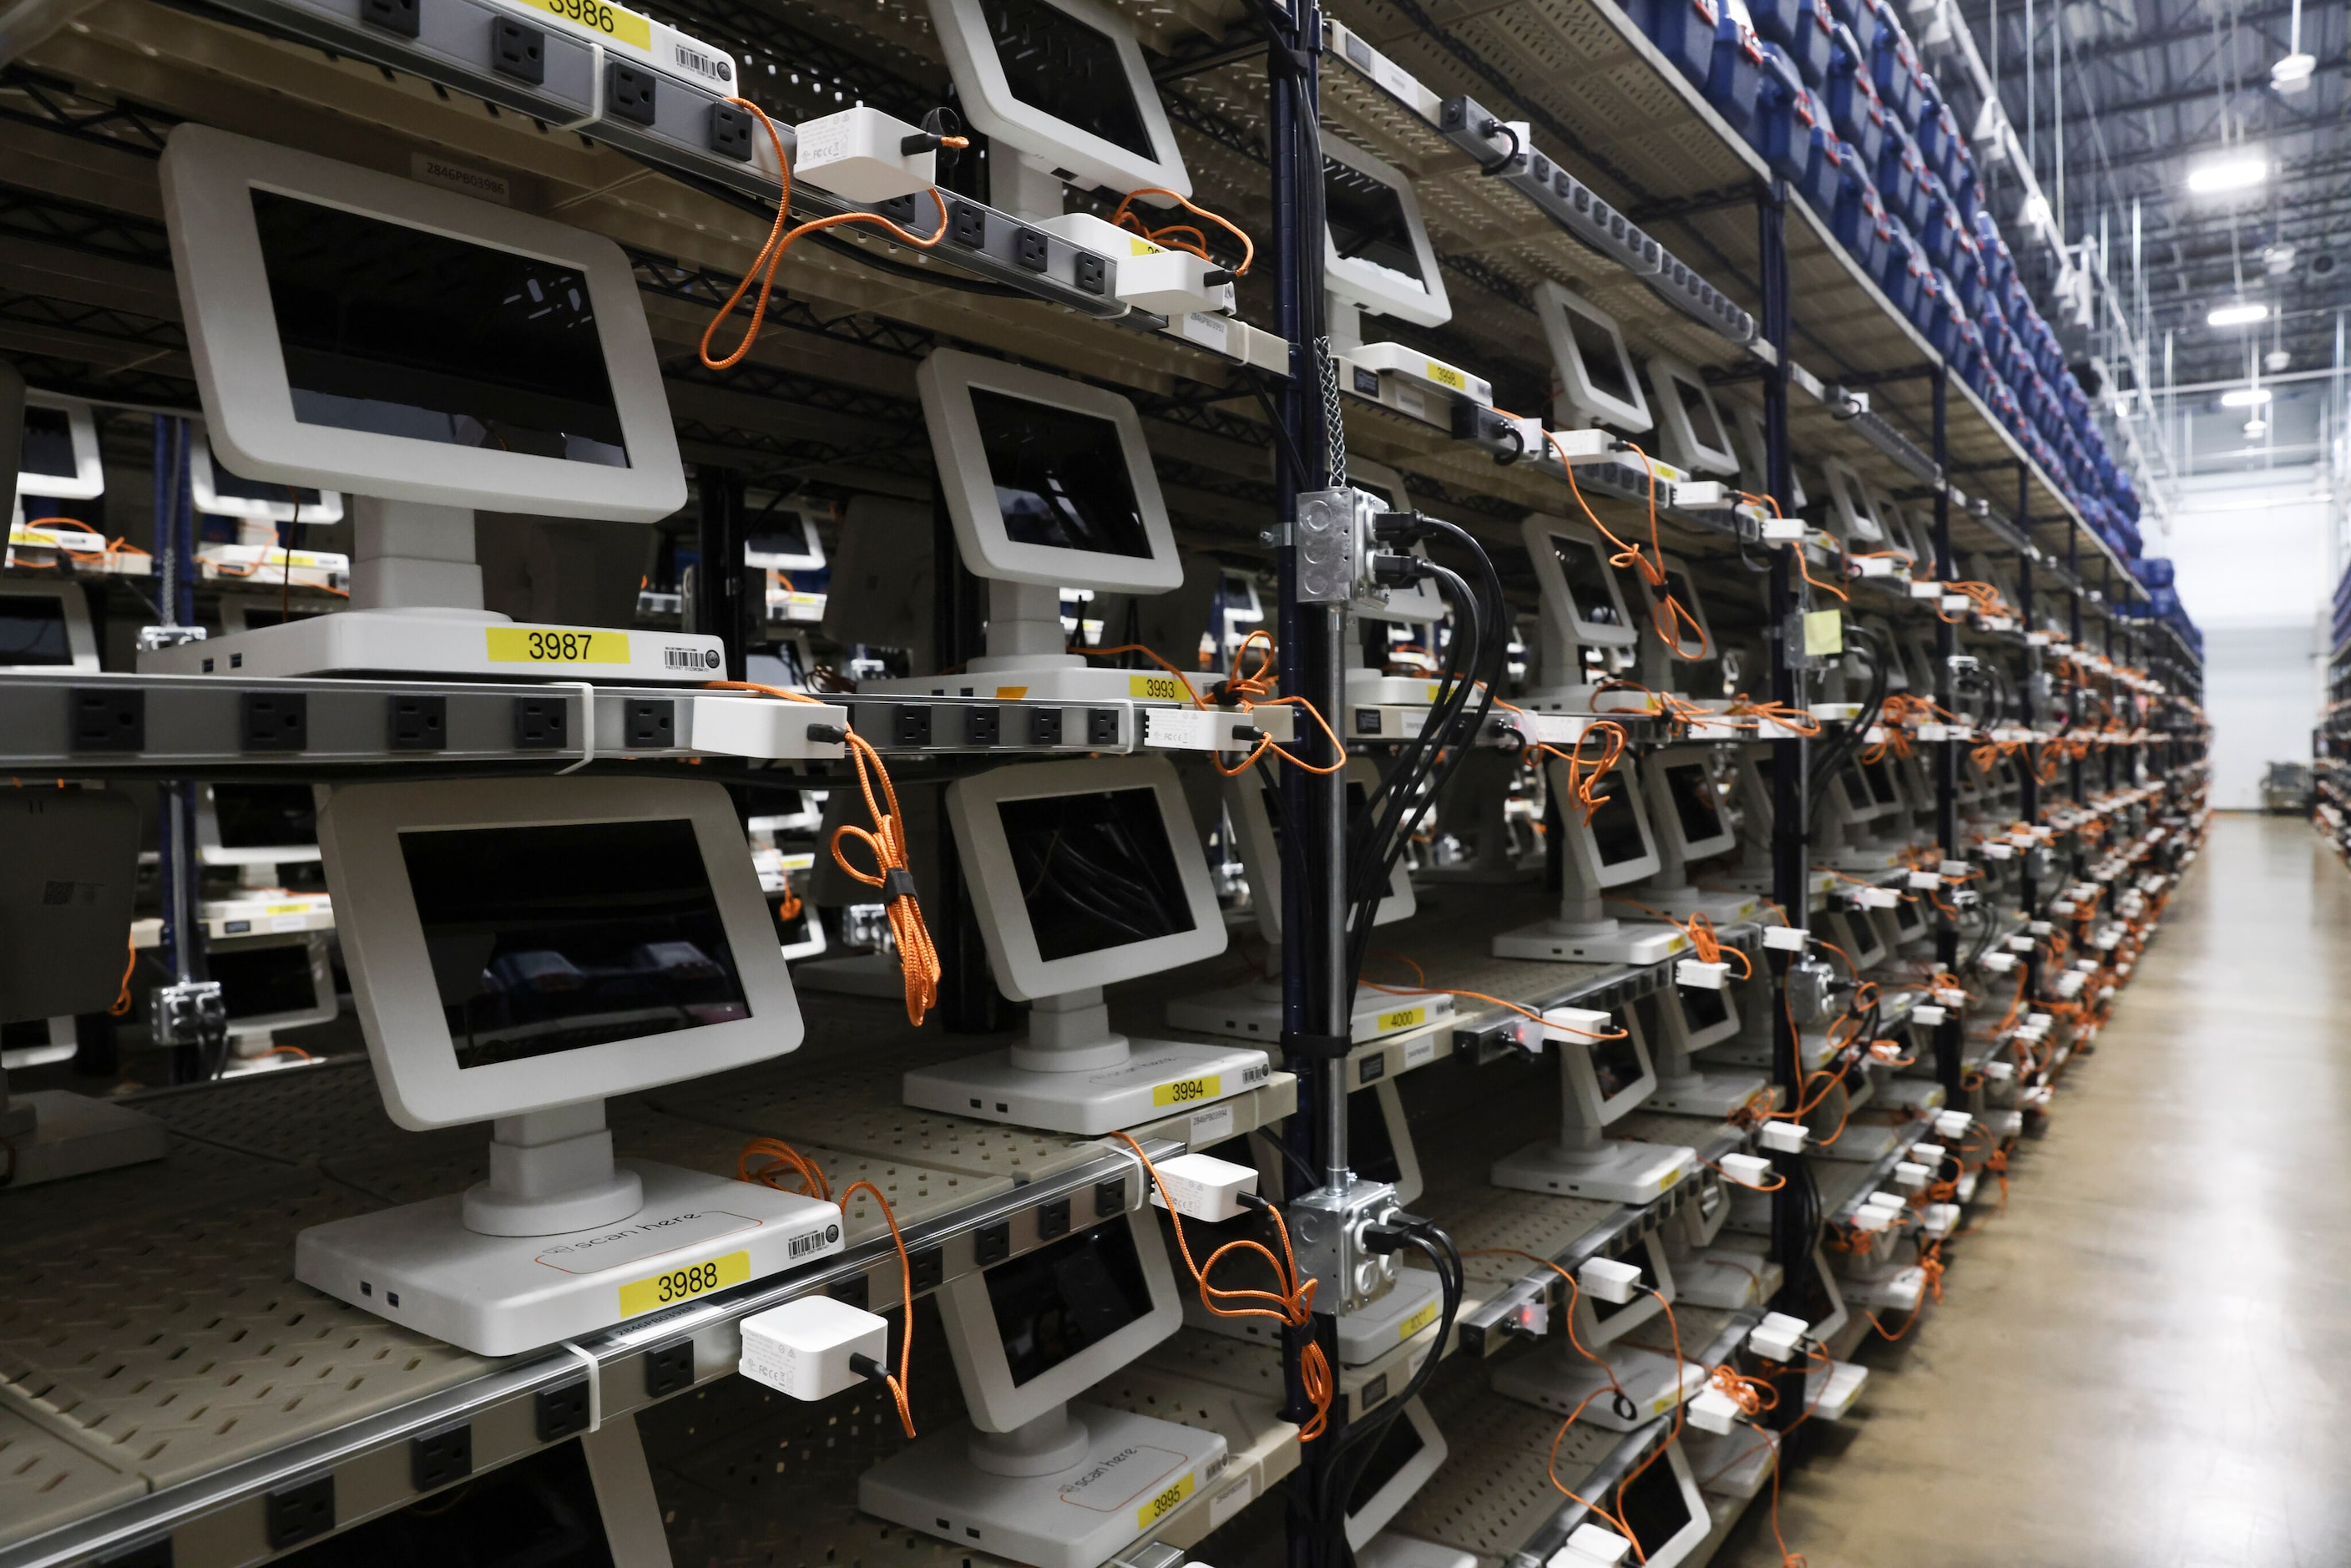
[517,0,652,48]
[1129,674,1190,701]
[617,1249,751,1318]
[1130,236,1165,255]
[1398,1301,1440,1340]
[1377,1007,1427,1032]
[486,627,630,665]
[1137,1473,1196,1528]
[1426,362,1467,391]
[1153,1075,1220,1107]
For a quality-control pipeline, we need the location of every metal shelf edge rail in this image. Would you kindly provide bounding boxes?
[0,1138,1185,1568]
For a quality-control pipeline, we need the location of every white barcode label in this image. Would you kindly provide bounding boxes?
[786,1227,829,1259]
[666,645,722,670]
[1188,1103,1236,1148]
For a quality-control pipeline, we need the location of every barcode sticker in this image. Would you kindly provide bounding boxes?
[1187,1103,1236,1147]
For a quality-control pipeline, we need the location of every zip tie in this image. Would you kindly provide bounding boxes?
[556,1340,601,1432]
[556,681,598,776]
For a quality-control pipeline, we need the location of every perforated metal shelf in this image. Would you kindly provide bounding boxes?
[0,1407,144,1553]
[1395,1362,1651,1560]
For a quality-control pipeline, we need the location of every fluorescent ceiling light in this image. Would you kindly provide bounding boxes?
[2243,417,2269,437]
[2207,301,2271,326]
[2187,156,2268,193]
[2220,387,2273,407]
[2273,53,2316,89]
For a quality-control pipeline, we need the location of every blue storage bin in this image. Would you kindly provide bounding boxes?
[1833,165,1887,276]
[1752,0,1837,85]
[1703,15,1767,134]
[1876,214,1924,317]
[1944,222,1984,312]
[1642,0,1722,85]
[1914,266,1955,349]
[1749,41,1807,159]
[1823,25,1882,159]
[1867,4,1924,124]
[1798,119,1848,212]
[1917,169,1958,266]
[1877,126,1929,231]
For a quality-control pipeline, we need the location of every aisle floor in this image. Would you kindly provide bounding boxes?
[1716,813,2351,1568]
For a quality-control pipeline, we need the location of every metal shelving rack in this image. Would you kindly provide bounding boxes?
[0,0,2209,1558]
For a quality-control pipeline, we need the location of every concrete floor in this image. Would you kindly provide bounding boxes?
[1716,812,2351,1568]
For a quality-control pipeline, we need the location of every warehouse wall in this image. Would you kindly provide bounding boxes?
[2167,459,2331,810]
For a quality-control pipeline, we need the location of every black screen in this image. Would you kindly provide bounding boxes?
[1565,306,1636,407]
[1548,535,1626,631]
[206,443,325,507]
[745,505,812,559]
[399,818,750,1070]
[1587,1029,1647,1101]
[209,943,319,1023]
[1860,758,1902,808]
[1615,1451,1695,1555]
[1893,897,1924,938]
[988,1220,1157,1388]
[768,891,819,948]
[980,0,1156,159]
[252,190,629,466]
[1834,909,1882,966]
[1586,771,1650,869]
[972,389,1152,558]
[1347,1411,1427,1517]
[1325,159,1425,284]
[211,783,317,850]
[21,406,78,480]
[1671,376,1731,458]
[1680,984,1731,1034]
[0,595,72,665]
[999,787,1196,961]
[1656,569,1706,653]
[1660,761,1727,849]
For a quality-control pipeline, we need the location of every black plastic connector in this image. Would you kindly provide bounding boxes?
[806,721,848,745]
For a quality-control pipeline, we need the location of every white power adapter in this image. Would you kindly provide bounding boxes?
[739,1296,891,1401]
[1934,1110,1974,1140]
[1578,1255,1644,1304]
[1550,1523,1633,1567]
[1762,924,1809,952]
[1671,479,1731,509]
[1859,886,1900,909]
[1542,1006,1615,1044]
[1891,1161,1931,1191]
[1687,1383,1747,1434]
[1910,1142,1946,1166]
[1757,1120,1807,1154]
[791,107,939,202]
[1748,1312,1807,1362]
[1676,958,1729,990]
[1719,1151,1773,1188]
[1145,1151,1260,1223]
[1043,213,1235,316]
[1910,1003,1947,1026]
[1922,1202,1960,1237]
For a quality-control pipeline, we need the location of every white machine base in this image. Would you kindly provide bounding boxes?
[1165,981,1454,1046]
[1671,1248,1783,1309]
[863,665,1195,704]
[1837,1263,1928,1313]
[1803,1359,1870,1420]
[858,1404,1227,1568]
[1491,918,1687,964]
[1813,1121,1902,1164]
[0,1091,168,1186]
[295,1160,844,1355]
[138,610,727,682]
[1700,1029,1841,1073]
[1647,1069,1772,1120]
[1489,1138,1695,1204]
[1680,1428,1777,1500]
[1358,1535,1479,1568]
[1188,1268,1443,1368]
[1343,670,1448,708]
[1491,1343,1705,1431]
[1610,887,1761,924]
[903,1039,1272,1136]
[792,952,906,999]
